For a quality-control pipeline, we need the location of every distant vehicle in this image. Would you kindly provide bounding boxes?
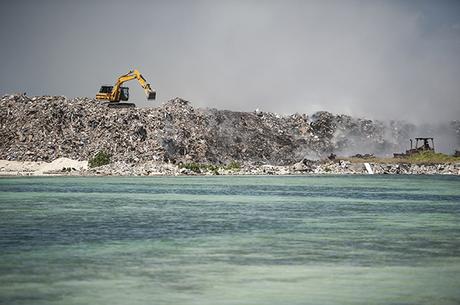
[96,69,156,108]
[394,137,435,158]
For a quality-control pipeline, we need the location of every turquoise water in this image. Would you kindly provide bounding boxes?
[0,175,459,305]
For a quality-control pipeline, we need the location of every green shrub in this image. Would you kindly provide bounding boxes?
[225,161,241,171]
[206,164,220,175]
[89,151,111,168]
[179,161,241,174]
[179,163,222,174]
[345,150,459,164]
[179,162,202,173]
[407,151,458,163]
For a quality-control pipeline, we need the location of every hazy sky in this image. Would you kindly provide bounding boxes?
[1,0,459,122]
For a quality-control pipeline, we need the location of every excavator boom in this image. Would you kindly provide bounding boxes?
[96,69,156,104]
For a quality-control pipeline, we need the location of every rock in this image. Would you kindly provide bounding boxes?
[292,161,307,171]
[339,160,350,168]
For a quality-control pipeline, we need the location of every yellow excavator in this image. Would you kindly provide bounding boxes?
[96,69,156,108]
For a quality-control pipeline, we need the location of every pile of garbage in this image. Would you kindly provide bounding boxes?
[0,94,455,165]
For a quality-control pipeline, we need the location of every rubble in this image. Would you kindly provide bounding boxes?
[351,153,375,159]
[1,158,459,176]
[1,94,459,172]
[84,160,460,176]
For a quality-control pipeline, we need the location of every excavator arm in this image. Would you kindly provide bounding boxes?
[112,69,156,100]
[96,69,156,103]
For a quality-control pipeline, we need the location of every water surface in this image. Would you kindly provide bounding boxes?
[1,175,459,304]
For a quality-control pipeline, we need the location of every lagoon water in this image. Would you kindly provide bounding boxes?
[0,175,459,305]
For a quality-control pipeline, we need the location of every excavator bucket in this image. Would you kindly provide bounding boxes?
[147,90,156,100]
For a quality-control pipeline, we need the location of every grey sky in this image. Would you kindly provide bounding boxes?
[1,0,459,123]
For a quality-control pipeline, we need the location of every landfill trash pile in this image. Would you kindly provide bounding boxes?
[0,94,456,165]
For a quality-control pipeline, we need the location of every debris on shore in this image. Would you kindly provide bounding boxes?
[1,158,458,176]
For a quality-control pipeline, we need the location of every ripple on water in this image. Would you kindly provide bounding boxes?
[0,175,459,305]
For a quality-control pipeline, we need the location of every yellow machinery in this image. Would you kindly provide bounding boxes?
[96,69,156,107]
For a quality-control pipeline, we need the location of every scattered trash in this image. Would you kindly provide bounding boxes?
[364,162,374,174]
[1,94,458,166]
[351,153,375,159]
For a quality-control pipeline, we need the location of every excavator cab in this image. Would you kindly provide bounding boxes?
[99,86,113,94]
[98,86,129,101]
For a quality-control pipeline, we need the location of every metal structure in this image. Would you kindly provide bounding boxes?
[96,69,156,108]
[410,138,434,153]
[393,137,435,158]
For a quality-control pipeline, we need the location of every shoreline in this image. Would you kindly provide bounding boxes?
[1,158,459,177]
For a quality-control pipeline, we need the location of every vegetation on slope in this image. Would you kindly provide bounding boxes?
[344,151,459,164]
[89,151,111,168]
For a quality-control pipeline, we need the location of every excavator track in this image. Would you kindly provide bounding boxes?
[104,102,136,109]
